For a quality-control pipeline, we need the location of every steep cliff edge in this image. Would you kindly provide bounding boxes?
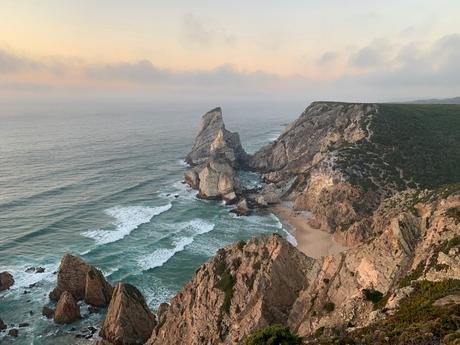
[249,102,460,244]
[184,107,248,203]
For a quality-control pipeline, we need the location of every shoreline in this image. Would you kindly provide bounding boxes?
[270,203,347,259]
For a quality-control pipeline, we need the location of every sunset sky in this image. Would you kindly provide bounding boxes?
[1,0,460,102]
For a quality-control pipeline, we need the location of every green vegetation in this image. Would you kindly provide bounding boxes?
[232,257,242,270]
[330,280,460,345]
[337,104,460,192]
[244,324,302,345]
[314,327,325,338]
[446,207,460,222]
[323,302,335,313]
[362,288,384,304]
[215,259,236,313]
[440,235,460,255]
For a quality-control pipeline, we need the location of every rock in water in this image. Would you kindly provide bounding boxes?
[85,267,114,306]
[0,271,14,291]
[50,254,113,306]
[54,291,80,324]
[147,234,314,345]
[185,107,247,167]
[100,282,156,345]
[0,318,6,331]
[42,306,54,319]
[184,107,248,204]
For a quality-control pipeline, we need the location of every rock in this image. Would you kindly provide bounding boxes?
[36,267,45,273]
[100,282,156,345]
[185,107,247,167]
[147,234,314,345]
[433,294,460,307]
[184,169,200,189]
[88,305,99,314]
[25,267,35,273]
[8,329,18,337]
[0,318,6,331]
[234,198,250,216]
[0,271,14,291]
[84,267,113,306]
[42,306,55,319]
[54,291,81,324]
[18,323,29,328]
[156,303,169,324]
[50,254,113,307]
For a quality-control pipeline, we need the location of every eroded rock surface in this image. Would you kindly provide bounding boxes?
[100,282,156,345]
[147,234,315,345]
[0,271,14,291]
[50,254,113,306]
[54,291,80,324]
[184,108,248,204]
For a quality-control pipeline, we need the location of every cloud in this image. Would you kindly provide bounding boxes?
[0,48,41,73]
[348,39,391,68]
[181,13,236,48]
[317,51,339,66]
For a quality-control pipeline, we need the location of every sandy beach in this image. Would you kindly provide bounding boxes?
[271,203,347,259]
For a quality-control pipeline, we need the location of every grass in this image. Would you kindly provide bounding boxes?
[215,259,236,313]
[323,302,335,313]
[329,280,460,345]
[244,324,302,345]
[336,104,460,192]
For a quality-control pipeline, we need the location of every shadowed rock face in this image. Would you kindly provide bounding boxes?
[50,254,113,306]
[147,234,315,345]
[0,271,14,291]
[100,282,156,345]
[54,291,80,324]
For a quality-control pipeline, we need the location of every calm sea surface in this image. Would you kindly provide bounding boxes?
[0,100,302,344]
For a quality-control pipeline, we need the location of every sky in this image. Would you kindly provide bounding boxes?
[1,0,460,103]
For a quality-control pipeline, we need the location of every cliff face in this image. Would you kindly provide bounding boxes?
[147,235,315,345]
[184,107,248,204]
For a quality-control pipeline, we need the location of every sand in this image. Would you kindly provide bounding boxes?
[271,204,347,259]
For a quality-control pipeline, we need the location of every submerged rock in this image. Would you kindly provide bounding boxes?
[8,329,18,337]
[54,291,80,324]
[0,318,6,331]
[0,271,14,291]
[100,282,156,345]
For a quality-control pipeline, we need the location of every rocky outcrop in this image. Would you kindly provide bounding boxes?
[0,271,14,291]
[54,291,81,324]
[184,108,248,204]
[50,254,113,306]
[186,107,247,167]
[0,318,6,331]
[147,234,315,345]
[42,306,54,319]
[100,282,156,345]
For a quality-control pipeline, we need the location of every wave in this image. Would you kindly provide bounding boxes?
[82,204,172,245]
[138,218,215,270]
[269,213,298,246]
[0,263,57,296]
[138,236,194,270]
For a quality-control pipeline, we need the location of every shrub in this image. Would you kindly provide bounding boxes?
[216,270,236,313]
[245,324,302,345]
[362,288,384,303]
[314,326,325,338]
[324,302,335,312]
[232,257,242,270]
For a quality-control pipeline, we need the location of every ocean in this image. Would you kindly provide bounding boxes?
[0,100,302,344]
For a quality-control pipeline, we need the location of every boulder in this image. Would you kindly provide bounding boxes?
[156,302,169,324]
[42,306,55,319]
[8,329,18,337]
[100,283,156,345]
[234,198,250,216]
[84,267,113,306]
[50,254,113,307]
[0,318,6,331]
[0,271,14,291]
[54,291,80,324]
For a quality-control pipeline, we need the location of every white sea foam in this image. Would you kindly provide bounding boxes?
[138,237,194,270]
[82,204,172,245]
[178,159,189,167]
[138,218,215,270]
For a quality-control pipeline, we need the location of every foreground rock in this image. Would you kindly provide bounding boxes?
[184,108,248,204]
[147,234,314,345]
[50,254,113,306]
[100,282,156,345]
[0,271,14,291]
[54,291,80,324]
